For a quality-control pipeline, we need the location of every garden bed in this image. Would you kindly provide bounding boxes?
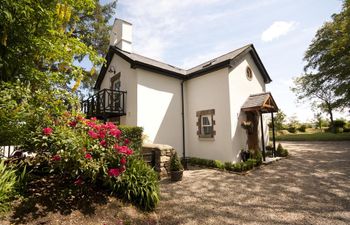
[0,174,158,225]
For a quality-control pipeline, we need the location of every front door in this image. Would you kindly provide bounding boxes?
[246,111,259,153]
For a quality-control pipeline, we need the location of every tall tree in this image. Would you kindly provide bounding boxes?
[292,76,343,131]
[0,0,108,145]
[303,0,350,107]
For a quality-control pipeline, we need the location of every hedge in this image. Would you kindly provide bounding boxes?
[119,125,143,153]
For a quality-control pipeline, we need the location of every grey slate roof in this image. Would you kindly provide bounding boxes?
[118,50,186,75]
[95,44,272,89]
[241,92,278,112]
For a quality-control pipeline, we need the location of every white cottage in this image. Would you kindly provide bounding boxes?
[83,19,278,163]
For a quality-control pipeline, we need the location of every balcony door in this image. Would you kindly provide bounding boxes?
[110,73,121,112]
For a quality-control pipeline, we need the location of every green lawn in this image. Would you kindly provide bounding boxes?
[273,132,350,141]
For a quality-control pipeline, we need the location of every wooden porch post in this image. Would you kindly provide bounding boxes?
[260,111,266,161]
[271,112,276,157]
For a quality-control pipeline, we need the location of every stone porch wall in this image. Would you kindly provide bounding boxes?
[142,143,175,178]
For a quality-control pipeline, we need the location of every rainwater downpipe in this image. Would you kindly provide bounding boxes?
[181,80,187,169]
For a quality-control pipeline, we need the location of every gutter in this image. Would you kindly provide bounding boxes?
[181,80,187,169]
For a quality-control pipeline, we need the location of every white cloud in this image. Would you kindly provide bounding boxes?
[261,21,297,42]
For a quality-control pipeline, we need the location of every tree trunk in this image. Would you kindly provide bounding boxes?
[327,104,335,133]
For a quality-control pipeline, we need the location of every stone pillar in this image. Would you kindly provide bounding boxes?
[142,143,175,178]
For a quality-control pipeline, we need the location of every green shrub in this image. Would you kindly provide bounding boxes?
[170,152,183,171]
[298,125,307,132]
[287,126,297,133]
[276,143,289,157]
[0,160,18,213]
[214,160,225,169]
[113,158,159,211]
[333,119,346,128]
[119,125,143,153]
[335,127,344,133]
[224,162,233,170]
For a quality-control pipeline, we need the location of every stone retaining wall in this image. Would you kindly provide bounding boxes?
[142,143,175,178]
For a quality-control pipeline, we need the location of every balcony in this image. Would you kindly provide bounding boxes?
[82,89,127,120]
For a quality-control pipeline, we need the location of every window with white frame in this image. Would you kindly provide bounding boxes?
[196,109,216,138]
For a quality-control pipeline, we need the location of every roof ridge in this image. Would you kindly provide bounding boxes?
[186,44,252,71]
[249,92,271,97]
[116,44,253,73]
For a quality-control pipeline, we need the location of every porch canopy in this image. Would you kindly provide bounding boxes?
[241,92,278,113]
[241,92,278,161]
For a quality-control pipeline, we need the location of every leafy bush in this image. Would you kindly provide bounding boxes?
[0,160,18,213]
[214,160,225,169]
[189,153,262,173]
[28,114,134,185]
[276,143,289,157]
[119,125,143,153]
[287,126,297,133]
[170,152,183,171]
[298,124,307,132]
[333,119,346,128]
[113,158,159,211]
[23,113,160,210]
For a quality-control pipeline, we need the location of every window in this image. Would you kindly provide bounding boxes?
[201,115,212,135]
[196,109,216,138]
[246,66,253,81]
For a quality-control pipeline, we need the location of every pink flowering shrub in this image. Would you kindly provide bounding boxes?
[30,112,159,211]
[31,112,133,184]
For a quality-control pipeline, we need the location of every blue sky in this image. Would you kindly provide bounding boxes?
[106,0,347,122]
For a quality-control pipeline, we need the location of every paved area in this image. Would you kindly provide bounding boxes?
[157,141,350,225]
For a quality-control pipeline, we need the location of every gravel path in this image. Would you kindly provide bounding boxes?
[157,141,350,225]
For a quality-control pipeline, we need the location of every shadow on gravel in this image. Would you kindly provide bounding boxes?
[158,141,350,225]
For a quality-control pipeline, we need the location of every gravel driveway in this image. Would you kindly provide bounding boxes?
[157,141,350,225]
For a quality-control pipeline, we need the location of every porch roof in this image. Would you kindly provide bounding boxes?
[241,92,278,113]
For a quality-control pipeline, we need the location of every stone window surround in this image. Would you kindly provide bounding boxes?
[196,109,216,138]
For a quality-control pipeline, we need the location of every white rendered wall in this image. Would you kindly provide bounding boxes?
[184,68,232,162]
[100,54,137,126]
[136,69,183,155]
[228,53,267,162]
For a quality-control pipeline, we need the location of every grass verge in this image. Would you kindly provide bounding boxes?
[274,132,350,141]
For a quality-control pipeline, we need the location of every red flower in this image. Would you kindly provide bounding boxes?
[115,146,133,155]
[105,122,116,129]
[76,115,83,121]
[110,129,121,138]
[120,166,126,173]
[108,168,120,177]
[88,130,99,139]
[99,130,106,139]
[124,138,130,145]
[43,127,53,136]
[87,121,96,128]
[120,157,126,165]
[85,153,92,159]
[100,140,107,147]
[74,177,83,185]
[69,120,77,127]
[91,117,97,121]
[52,154,61,161]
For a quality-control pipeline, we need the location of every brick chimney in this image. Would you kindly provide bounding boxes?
[110,19,132,52]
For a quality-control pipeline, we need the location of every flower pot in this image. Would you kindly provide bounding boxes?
[170,170,183,182]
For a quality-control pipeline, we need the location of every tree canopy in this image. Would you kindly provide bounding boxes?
[292,0,349,130]
[303,0,350,107]
[0,0,116,145]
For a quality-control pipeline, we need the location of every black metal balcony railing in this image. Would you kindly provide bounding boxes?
[82,89,127,119]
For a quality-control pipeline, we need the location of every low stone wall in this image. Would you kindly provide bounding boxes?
[142,143,175,178]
